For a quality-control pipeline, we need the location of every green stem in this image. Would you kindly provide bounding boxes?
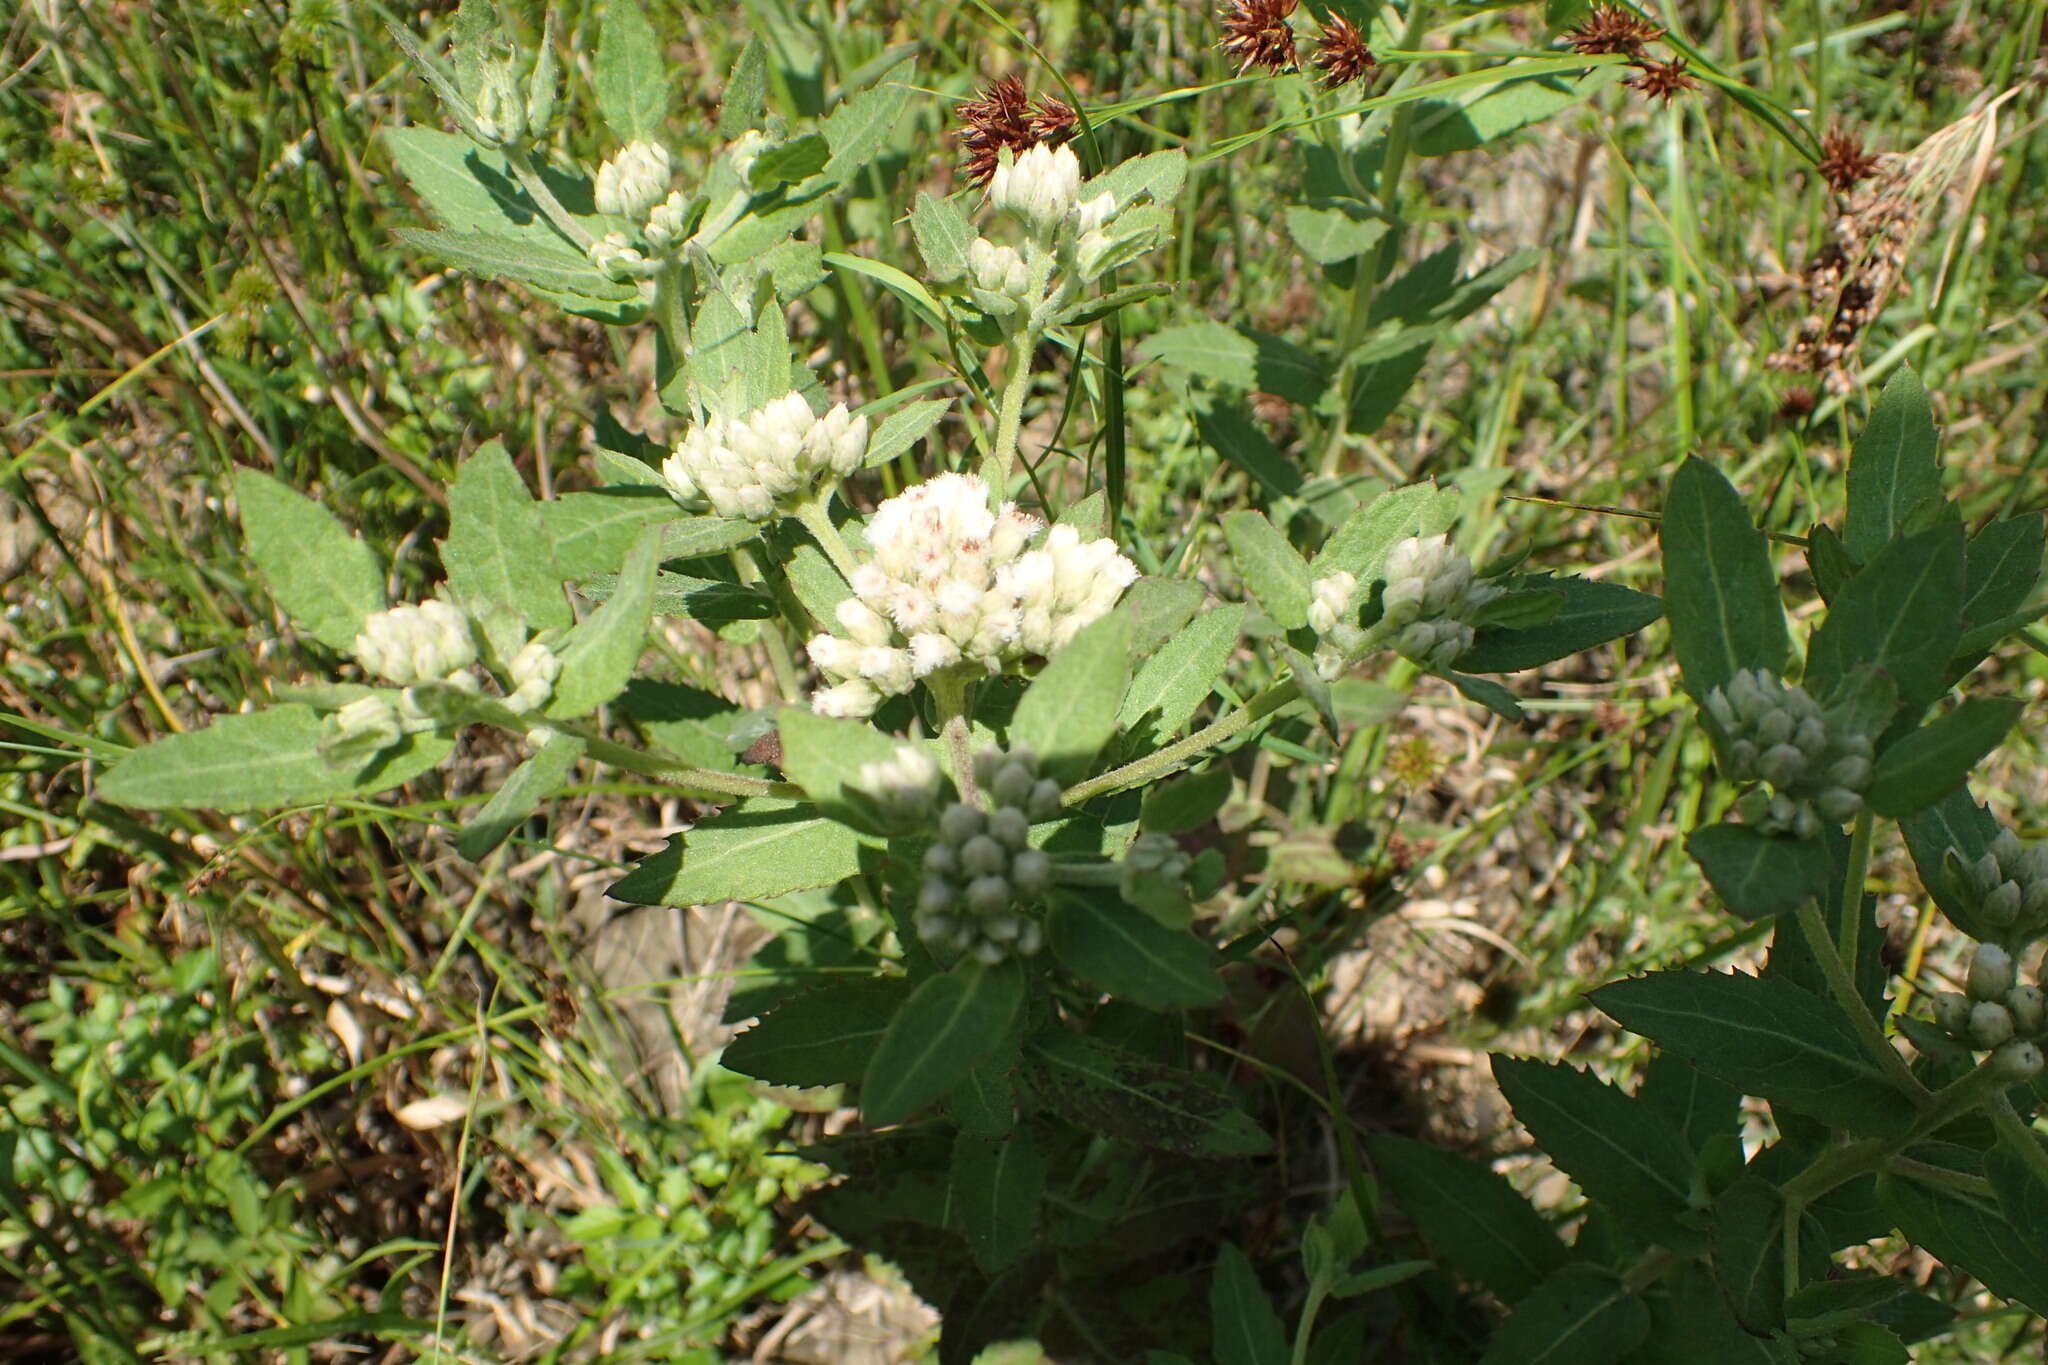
[503,146,596,251]
[1062,678,1302,806]
[566,728,797,800]
[654,256,692,373]
[926,670,979,805]
[793,497,862,582]
[731,545,803,703]
[1290,1284,1330,1365]
[1991,1095,2048,1191]
[1838,807,1874,978]
[983,322,1039,499]
[1794,898,1927,1101]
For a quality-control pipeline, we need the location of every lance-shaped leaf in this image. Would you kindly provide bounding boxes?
[235,470,386,651]
[1804,521,1963,718]
[1477,1265,1649,1365]
[1310,482,1460,581]
[98,707,450,812]
[722,976,911,1087]
[1120,603,1244,743]
[1012,612,1131,783]
[539,489,675,581]
[1026,1029,1270,1157]
[1880,1161,2048,1317]
[949,1130,1044,1274]
[1684,823,1829,920]
[1222,510,1313,628]
[1844,367,1941,560]
[1211,1241,1288,1365]
[455,732,584,860]
[1659,458,1789,698]
[862,960,1025,1126]
[594,0,668,141]
[1455,577,1663,674]
[608,798,863,907]
[1364,1132,1569,1301]
[1047,893,1223,1009]
[1865,699,2023,817]
[547,526,658,718]
[443,443,570,631]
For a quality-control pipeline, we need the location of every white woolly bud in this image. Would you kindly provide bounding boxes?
[965,874,1011,916]
[988,143,1082,232]
[1983,881,2023,926]
[587,230,648,281]
[961,835,1008,879]
[1073,190,1117,234]
[354,600,476,686]
[969,237,1032,297]
[1010,849,1051,896]
[1968,944,2017,1001]
[1988,1039,2045,1081]
[989,807,1031,851]
[644,189,692,250]
[812,679,881,718]
[1933,990,1973,1037]
[855,744,943,824]
[2007,984,2046,1036]
[990,762,1036,811]
[938,802,984,845]
[595,141,672,218]
[1970,1001,2017,1050]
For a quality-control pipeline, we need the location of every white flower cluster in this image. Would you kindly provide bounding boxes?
[807,473,1138,719]
[1306,535,1499,678]
[354,600,477,687]
[594,140,672,219]
[588,230,649,281]
[1705,669,1874,839]
[503,639,561,715]
[969,237,1033,306]
[988,144,1112,237]
[662,392,869,522]
[916,746,1063,963]
[1930,942,2045,1079]
[1307,571,1368,680]
[853,743,944,827]
[1961,829,2048,940]
[644,189,692,251]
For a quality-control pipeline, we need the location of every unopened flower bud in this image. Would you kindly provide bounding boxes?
[354,600,476,686]
[1028,778,1063,821]
[1969,944,2017,1001]
[989,807,1030,851]
[961,834,1008,879]
[1973,852,2004,895]
[1983,881,2023,926]
[918,913,956,944]
[991,762,1036,810]
[1758,743,1807,787]
[923,844,958,878]
[2006,984,2045,1036]
[1010,849,1051,896]
[1814,787,1864,823]
[472,60,527,147]
[1932,990,1972,1037]
[969,237,1032,297]
[1970,1001,2017,1050]
[966,874,1011,916]
[644,189,693,250]
[988,143,1082,232]
[1988,1039,2044,1081]
[918,878,956,916]
[1755,709,1795,747]
[939,802,983,845]
[1826,756,1871,790]
[855,744,943,824]
[588,231,648,282]
[594,140,672,218]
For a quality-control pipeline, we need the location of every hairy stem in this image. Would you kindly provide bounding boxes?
[1837,807,1875,979]
[569,729,796,800]
[1062,677,1302,806]
[793,497,862,582]
[1794,898,1927,1101]
[1991,1095,2048,1191]
[983,324,1039,500]
[926,670,979,806]
[503,147,596,251]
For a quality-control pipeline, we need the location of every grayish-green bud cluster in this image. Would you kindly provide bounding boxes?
[503,639,561,715]
[1705,669,1874,839]
[594,140,673,219]
[1307,535,1500,678]
[1961,828,2048,941]
[1929,941,2046,1080]
[1120,831,1191,905]
[915,745,1061,965]
[353,600,478,687]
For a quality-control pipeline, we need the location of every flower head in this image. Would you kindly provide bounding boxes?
[956,75,1079,189]
[663,392,869,522]
[1562,3,1663,57]
[1626,56,1699,103]
[1816,125,1882,194]
[1218,0,1299,74]
[594,140,672,218]
[353,600,477,686]
[1310,13,1375,87]
[988,143,1085,232]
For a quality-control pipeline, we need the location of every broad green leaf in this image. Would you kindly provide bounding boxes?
[862,397,953,468]
[1283,202,1389,265]
[1140,766,1232,835]
[822,79,912,183]
[1493,1057,1699,1246]
[1961,514,2045,632]
[1364,1132,1569,1300]
[945,1058,1018,1138]
[1120,577,1206,654]
[1592,972,1911,1135]
[98,707,450,812]
[1477,1265,1649,1365]
[1011,612,1132,783]
[1660,458,1789,697]
[749,132,829,190]
[1455,577,1662,674]
[1804,522,1964,717]
[664,516,758,559]
[1448,672,1524,722]
[1310,482,1459,580]
[394,228,639,303]
[1880,1165,2048,1316]
[722,976,911,1086]
[1222,511,1313,628]
[1211,1241,1288,1365]
[1141,321,1258,390]
[443,443,570,631]
[234,470,385,651]
[1120,603,1244,741]
[777,706,933,832]
[1784,1274,1953,1343]
[1711,1176,1811,1332]
[862,960,1025,1126]
[383,127,549,238]
[1630,1264,1797,1365]
[1192,394,1304,499]
[1684,823,1829,920]
[1844,367,1941,561]
[1342,335,1433,438]
[1865,699,2023,817]
[1412,71,1603,157]
[717,38,767,138]
[1047,894,1223,1009]
[1637,1053,1741,1157]
[594,0,668,142]
[1086,149,1189,211]
[910,191,974,284]
[455,732,583,859]
[540,489,675,581]
[548,527,657,718]
[1026,1029,1270,1157]
[950,1131,1044,1273]
[608,798,862,906]
[580,570,770,621]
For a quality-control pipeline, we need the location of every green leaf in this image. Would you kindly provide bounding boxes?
[1804,523,1964,717]
[1283,202,1389,266]
[1412,71,1602,157]
[1899,787,2004,941]
[1592,972,1912,1135]
[1086,149,1189,212]
[1192,394,1304,499]
[443,442,570,631]
[591,571,772,621]
[1223,511,1313,628]
[1784,1274,1952,1343]
[1711,1175,1807,1332]
[1455,577,1663,673]
[750,132,830,189]
[540,490,675,581]
[1120,603,1244,742]
[1844,367,1941,561]
[862,960,1025,1126]
[1684,823,1830,920]
[1961,514,2045,633]
[863,397,953,468]
[1120,578,1207,654]
[98,707,449,813]
[1807,522,1858,603]
[1637,1053,1741,1156]
[1141,321,1259,389]
[776,707,932,833]
[394,228,638,304]
[234,470,385,651]
[594,0,668,141]
[1880,1165,2048,1316]
[1448,672,1524,722]
[1493,1057,1700,1247]
[717,38,768,139]
[1477,1265,1649,1365]
[1310,482,1459,581]
[1660,458,1789,697]
[822,79,912,184]
[824,250,948,334]
[664,516,758,559]
[950,1131,1044,1274]
[1364,1132,1569,1301]
[1342,334,1433,438]
[1140,767,1232,835]
[1026,1029,1271,1157]
[608,798,863,907]
[1011,612,1131,783]
[722,976,912,1087]
[547,527,657,718]
[455,732,583,859]
[1865,699,2023,817]
[1047,894,1223,1009]
[1211,1242,1288,1365]
[910,191,974,284]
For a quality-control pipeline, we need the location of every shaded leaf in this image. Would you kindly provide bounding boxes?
[863,960,1025,1126]
[235,470,386,652]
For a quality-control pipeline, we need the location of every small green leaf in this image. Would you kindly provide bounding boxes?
[717,38,768,138]
[443,442,570,631]
[776,707,933,832]
[1477,1265,1649,1365]
[1684,823,1830,920]
[1211,1242,1288,1365]
[1865,699,2023,817]
[950,1130,1044,1274]
[1455,577,1663,674]
[722,976,911,1087]
[1961,514,2045,633]
[540,490,675,581]
[1283,202,1389,266]
[1844,367,1941,561]
[1120,577,1206,654]
[608,798,863,907]
[862,397,953,469]
[910,191,974,284]
[862,960,1025,1126]
[1899,787,2005,942]
[455,732,583,860]
[1804,522,1964,718]
[1807,521,1858,603]
[1011,612,1131,783]
[1192,394,1303,499]
[1027,1029,1270,1157]
[1364,1132,1569,1301]
[594,0,669,142]
[1047,894,1223,1009]
[395,228,639,305]
[1223,510,1313,628]
[235,470,385,651]
[98,707,450,812]
[1140,766,1232,835]
[1592,972,1912,1135]
[1449,672,1524,722]
[547,527,657,718]
[1120,603,1244,741]
[821,79,912,183]
[1660,458,1789,697]
[1309,482,1459,581]
[749,132,829,189]
[1411,71,1600,157]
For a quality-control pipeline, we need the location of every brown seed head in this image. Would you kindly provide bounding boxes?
[1218,0,1299,74]
[1310,13,1375,87]
[1777,386,1817,421]
[955,75,1079,187]
[1815,125,1882,194]
[1626,55,1700,103]
[1563,3,1664,57]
